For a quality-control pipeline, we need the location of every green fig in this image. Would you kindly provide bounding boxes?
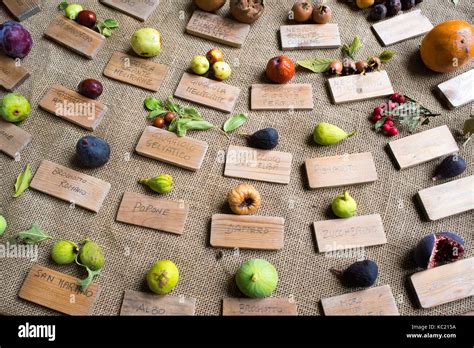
[0,93,31,123]
[313,122,356,146]
[79,240,105,271]
[331,191,357,218]
[0,215,7,236]
[139,174,173,194]
[51,240,78,265]
[146,260,179,295]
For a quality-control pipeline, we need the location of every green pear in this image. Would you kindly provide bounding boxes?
[131,28,162,57]
[0,93,31,123]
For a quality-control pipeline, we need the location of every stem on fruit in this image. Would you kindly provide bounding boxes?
[251,274,258,282]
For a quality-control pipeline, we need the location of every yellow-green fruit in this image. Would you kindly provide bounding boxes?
[139,174,173,193]
[65,4,84,20]
[131,28,162,57]
[313,122,356,146]
[147,260,179,295]
[332,191,358,218]
[0,215,7,236]
[79,240,105,271]
[51,240,78,265]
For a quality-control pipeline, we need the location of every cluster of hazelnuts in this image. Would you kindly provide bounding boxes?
[290,1,332,24]
[327,56,382,76]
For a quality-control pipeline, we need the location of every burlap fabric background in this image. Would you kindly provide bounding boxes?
[0,0,472,316]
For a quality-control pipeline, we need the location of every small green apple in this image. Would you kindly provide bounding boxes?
[131,28,162,57]
[212,61,232,81]
[0,93,31,123]
[191,55,210,75]
[65,4,84,20]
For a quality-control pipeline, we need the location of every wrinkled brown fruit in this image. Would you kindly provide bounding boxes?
[194,0,227,12]
[230,0,265,24]
[227,183,261,215]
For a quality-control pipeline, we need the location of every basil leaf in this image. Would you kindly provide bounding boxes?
[147,109,167,119]
[379,50,395,63]
[9,224,52,245]
[144,97,161,111]
[463,118,474,135]
[58,2,69,10]
[182,107,202,120]
[175,120,214,137]
[13,164,32,198]
[167,97,183,115]
[103,19,119,28]
[223,113,248,133]
[297,58,335,73]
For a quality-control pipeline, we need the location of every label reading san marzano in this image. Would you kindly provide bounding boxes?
[33,267,95,297]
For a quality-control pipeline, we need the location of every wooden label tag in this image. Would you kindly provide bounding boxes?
[314,214,386,253]
[116,192,189,235]
[211,214,285,251]
[0,119,32,159]
[174,72,241,113]
[0,53,30,91]
[223,298,297,316]
[18,264,100,316]
[417,175,474,221]
[30,160,111,213]
[251,84,313,110]
[135,126,208,171]
[388,125,459,170]
[186,10,251,48]
[103,51,168,92]
[100,0,159,21]
[120,290,195,316]
[3,0,41,21]
[39,84,108,131]
[436,69,474,109]
[372,10,433,46]
[321,285,399,316]
[305,152,378,189]
[328,71,394,104]
[410,258,474,309]
[44,15,105,59]
[225,145,293,184]
[280,24,341,50]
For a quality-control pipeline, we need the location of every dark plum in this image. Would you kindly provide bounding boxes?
[386,0,402,16]
[78,79,103,99]
[369,4,387,21]
[432,154,466,181]
[76,10,97,28]
[76,136,110,168]
[0,21,32,59]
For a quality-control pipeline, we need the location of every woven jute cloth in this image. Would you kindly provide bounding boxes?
[0,0,472,316]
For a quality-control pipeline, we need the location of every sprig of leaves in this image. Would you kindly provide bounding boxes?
[378,50,395,63]
[75,255,101,291]
[8,224,52,245]
[297,58,336,73]
[13,164,32,198]
[223,113,248,134]
[96,19,119,38]
[342,36,362,60]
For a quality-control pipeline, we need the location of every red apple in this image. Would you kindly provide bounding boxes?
[206,48,224,65]
[265,56,295,84]
[76,10,97,28]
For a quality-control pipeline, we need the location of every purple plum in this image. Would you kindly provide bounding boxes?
[0,21,33,59]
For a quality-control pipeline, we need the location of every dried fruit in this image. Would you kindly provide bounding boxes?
[0,93,30,123]
[0,215,7,236]
[413,232,465,269]
[76,136,110,168]
[235,259,278,298]
[313,122,356,146]
[333,260,379,288]
[139,174,173,194]
[206,48,224,64]
[331,191,357,218]
[228,183,261,215]
[78,79,103,99]
[369,4,387,21]
[51,240,78,265]
[230,0,265,24]
[131,28,162,57]
[191,55,210,75]
[147,260,180,295]
[266,55,295,84]
[432,155,466,181]
[76,10,97,28]
[212,61,232,81]
[248,127,279,150]
[79,240,105,271]
[291,1,313,23]
[0,21,33,59]
[312,5,332,24]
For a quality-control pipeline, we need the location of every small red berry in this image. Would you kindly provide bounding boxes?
[371,114,382,123]
[382,123,392,133]
[386,116,393,122]
[397,95,406,104]
[388,101,398,110]
[164,112,175,124]
[153,117,166,128]
[385,120,394,127]
[373,107,383,115]
[388,127,399,136]
[390,93,401,102]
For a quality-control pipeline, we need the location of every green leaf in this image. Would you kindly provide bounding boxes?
[451,0,460,5]
[343,36,362,60]
[175,119,214,137]
[75,256,101,291]
[167,117,179,132]
[166,97,183,115]
[182,107,202,120]
[374,118,386,132]
[13,164,32,198]
[102,27,112,38]
[147,108,167,119]
[223,113,248,133]
[463,118,474,135]
[8,224,52,245]
[379,50,395,63]
[58,2,69,10]
[144,97,161,111]
[297,58,335,73]
[96,22,105,35]
[103,19,119,28]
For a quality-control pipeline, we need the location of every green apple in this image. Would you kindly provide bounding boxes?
[191,55,210,75]
[0,93,31,123]
[131,28,162,57]
[212,61,232,81]
[65,4,84,20]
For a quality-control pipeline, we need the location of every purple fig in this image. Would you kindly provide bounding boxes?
[0,21,33,59]
[413,232,465,269]
[432,155,466,181]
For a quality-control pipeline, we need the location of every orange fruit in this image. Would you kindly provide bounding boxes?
[420,20,473,73]
[356,0,374,9]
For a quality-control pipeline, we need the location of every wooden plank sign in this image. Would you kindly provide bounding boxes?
[223,298,297,316]
[3,0,41,21]
[30,160,111,213]
[18,264,100,315]
[280,24,341,50]
[0,119,32,159]
[305,152,378,189]
[225,145,293,184]
[321,285,399,316]
[103,51,168,92]
[174,72,241,113]
[39,84,108,131]
[0,53,30,91]
[44,15,105,59]
[135,126,208,171]
[116,192,189,235]
[99,0,159,21]
[372,10,433,46]
[186,10,251,48]
[251,84,313,110]
[328,71,394,104]
[417,175,474,221]
[210,214,285,251]
[410,258,474,309]
[436,69,474,109]
[314,214,386,253]
[120,290,195,316]
[388,125,459,170]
